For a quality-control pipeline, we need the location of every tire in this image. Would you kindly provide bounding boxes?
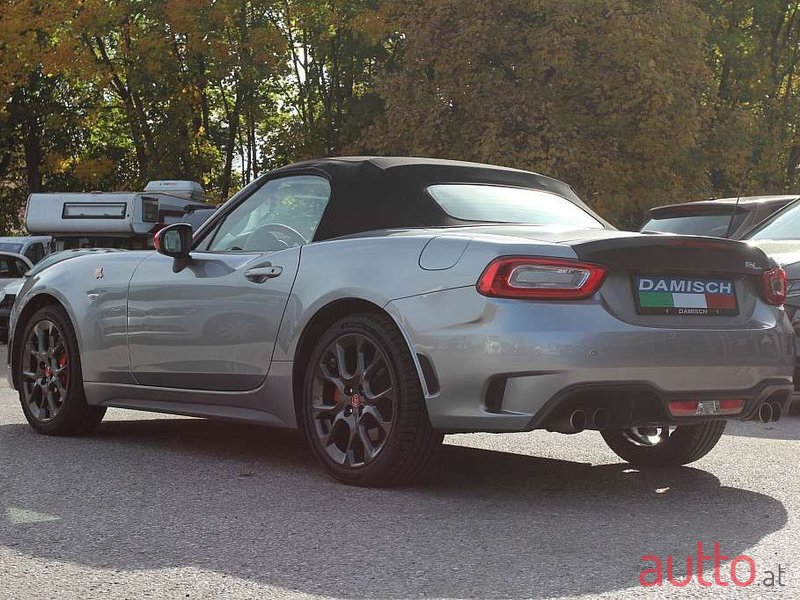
[601,421,726,467]
[301,313,443,486]
[16,305,106,435]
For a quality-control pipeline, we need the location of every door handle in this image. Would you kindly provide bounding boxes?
[244,265,283,283]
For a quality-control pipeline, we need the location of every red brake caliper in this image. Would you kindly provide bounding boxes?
[58,353,68,387]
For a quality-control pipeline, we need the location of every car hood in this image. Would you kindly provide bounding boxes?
[0,278,24,297]
[26,247,125,278]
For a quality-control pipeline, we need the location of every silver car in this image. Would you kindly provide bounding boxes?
[6,157,795,486]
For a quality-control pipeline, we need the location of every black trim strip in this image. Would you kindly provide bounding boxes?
[526,378,793,430]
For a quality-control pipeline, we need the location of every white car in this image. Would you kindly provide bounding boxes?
[0,252,33,343]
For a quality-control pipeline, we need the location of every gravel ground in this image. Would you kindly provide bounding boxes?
[0,345,798,599]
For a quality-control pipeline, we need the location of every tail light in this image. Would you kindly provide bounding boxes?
[477,257,607,300]
[761,267,787,306]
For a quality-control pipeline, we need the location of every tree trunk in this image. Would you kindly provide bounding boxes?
[22,112,43,192]
[787,144,800,182]
[221,88,242,199]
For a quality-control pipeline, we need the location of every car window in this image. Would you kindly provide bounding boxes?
[205,175,331,252]
[24,243,45,263]
[746,200,800,240]
[0,256,29,278]
[427,184,604,229]
[641,213,745,237]
[0,242,22,253]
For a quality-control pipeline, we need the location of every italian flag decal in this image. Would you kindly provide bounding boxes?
[635,276,738,316]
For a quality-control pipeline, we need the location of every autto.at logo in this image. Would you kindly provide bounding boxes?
[640,542,786,588]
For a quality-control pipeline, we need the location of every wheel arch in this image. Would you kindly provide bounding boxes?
[10,293,70,390]
[291,297,432,432]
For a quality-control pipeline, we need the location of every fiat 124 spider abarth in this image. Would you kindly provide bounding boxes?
[7,157,794,486]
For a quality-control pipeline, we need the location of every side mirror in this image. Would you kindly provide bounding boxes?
[154,223,193,260]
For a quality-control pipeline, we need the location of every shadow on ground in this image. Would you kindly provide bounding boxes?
[724,411,800,441]
[0,417,788,598]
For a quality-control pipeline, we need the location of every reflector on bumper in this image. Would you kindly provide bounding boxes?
[668,399,745,417]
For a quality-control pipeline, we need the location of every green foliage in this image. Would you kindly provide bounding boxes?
[356,0,715,227]
[2,0,800,232]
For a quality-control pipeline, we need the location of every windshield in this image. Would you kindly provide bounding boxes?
[0,255,28,278]
[746,200,800,240]
[426,184,603,229]
[208,176,331,251]
[0,243,23,253]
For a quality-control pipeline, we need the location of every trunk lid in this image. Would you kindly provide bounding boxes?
[568,234,775,328]
[571,234,772,276]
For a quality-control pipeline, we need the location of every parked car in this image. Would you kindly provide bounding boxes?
[640,196,796,238]
[0,235,52,264]
[181,207,218,231]
[0,249,124,343]
[6,157,794,486]
[0,251,33,343]
[0,251,32,286]
[741,198,800,406]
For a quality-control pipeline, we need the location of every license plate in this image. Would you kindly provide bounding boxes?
[634,275,738,316]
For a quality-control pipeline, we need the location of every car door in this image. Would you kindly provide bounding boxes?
[126,173,331,392]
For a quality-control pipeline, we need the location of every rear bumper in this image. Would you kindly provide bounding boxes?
[522,379,791,432]
[387,287,795,433]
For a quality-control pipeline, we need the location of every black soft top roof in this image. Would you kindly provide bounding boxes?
[269,157,608,241]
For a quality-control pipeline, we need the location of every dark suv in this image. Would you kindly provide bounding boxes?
[641,196,797,239]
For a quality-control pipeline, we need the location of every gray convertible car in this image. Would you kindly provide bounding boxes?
[6,157,795,486]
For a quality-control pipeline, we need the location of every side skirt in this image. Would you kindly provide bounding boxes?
[83,361,297,429]
[89,396,289,428]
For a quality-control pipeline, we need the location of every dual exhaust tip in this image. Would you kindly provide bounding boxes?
[548,408,609,434]
[755,401,783,423]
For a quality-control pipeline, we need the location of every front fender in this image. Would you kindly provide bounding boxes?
[9,252,151,386]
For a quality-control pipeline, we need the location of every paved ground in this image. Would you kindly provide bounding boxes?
[0,345,798,599]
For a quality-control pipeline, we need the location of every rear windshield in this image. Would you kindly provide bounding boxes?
[641,214,743,237]
[426,184,603,229]
[0,243,22,253]
[746,201,800,240]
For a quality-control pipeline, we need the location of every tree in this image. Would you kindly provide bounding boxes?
[360,0,715,227]
[0,0,97,232]
[701,0,800,196]
[264,0,391,168]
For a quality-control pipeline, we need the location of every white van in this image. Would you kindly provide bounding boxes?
[0,236,52,264]
[25,180,216,250]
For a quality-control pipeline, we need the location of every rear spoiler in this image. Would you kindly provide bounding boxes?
[571,235,775,276]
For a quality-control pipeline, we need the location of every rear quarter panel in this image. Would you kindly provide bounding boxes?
[272,232,578,361]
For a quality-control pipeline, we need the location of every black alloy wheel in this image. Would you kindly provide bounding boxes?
[17,306,106,435]
[20,319,70,422]
[302,313,442,486]
[310,332,397,467]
